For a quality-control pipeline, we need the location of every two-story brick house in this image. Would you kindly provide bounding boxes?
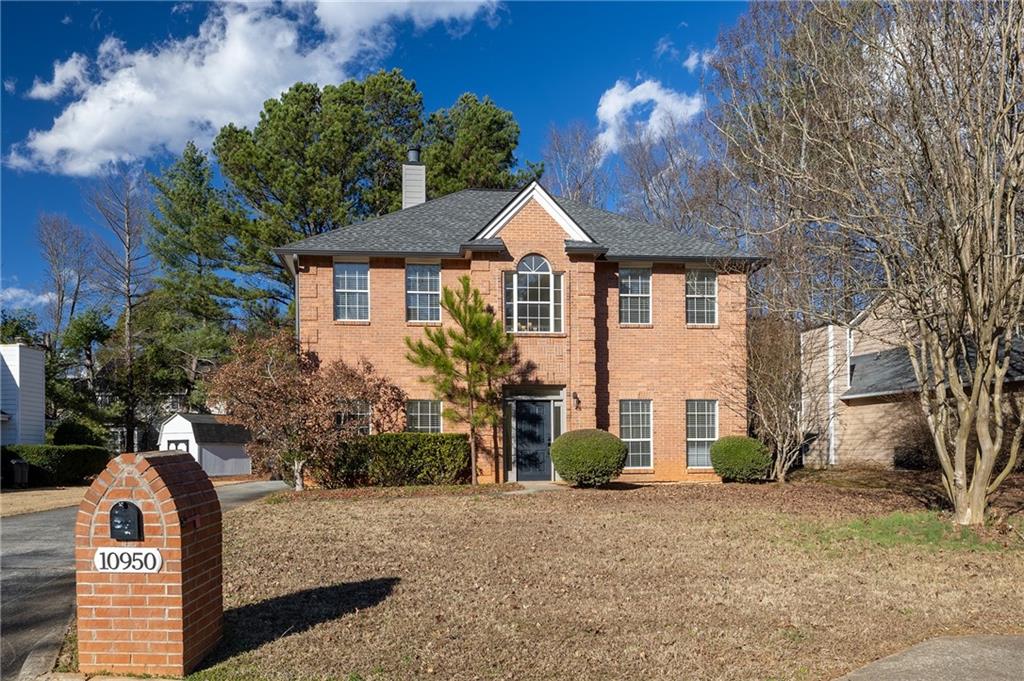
[275,152,760,483]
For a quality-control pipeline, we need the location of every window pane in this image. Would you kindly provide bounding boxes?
[686,270,717,325]
[504,272,515,332]
[553,274,563,333]
[619,399,652,468]
[686,399,718,467]
[334,263,369,321]
[406,265,441,322]
[619,268,651,325]
[338,399,371,436]
[406,400,442,433]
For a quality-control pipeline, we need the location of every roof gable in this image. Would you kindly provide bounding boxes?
[473,182,593,243]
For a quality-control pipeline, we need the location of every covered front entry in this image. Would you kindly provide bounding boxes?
[505,389,564,482]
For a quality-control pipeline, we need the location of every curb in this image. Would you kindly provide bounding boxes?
[16,613,72,681]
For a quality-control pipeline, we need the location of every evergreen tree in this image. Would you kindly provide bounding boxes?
[424,93,543,196]
[405,276,517,484]
[147,142,237,404]
[213,71,538,310]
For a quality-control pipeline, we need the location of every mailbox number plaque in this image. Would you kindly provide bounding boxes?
[93,547,163,573]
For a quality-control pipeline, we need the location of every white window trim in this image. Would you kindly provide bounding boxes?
[686,399,718,469]
[405,263,441,323]
[618,266,652,326]
[686,269,718,326]
[620,399,654,470]
[333,260,371,322]
[406,399,443,433]
[474,182,593,242]
[505,263,564,335]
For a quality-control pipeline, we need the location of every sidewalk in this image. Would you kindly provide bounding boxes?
[839,635,1024,680]
[1,477,256,517]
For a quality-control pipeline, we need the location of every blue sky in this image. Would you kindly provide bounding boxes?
[1,1,746,319]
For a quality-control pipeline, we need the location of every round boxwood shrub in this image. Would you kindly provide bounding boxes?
[710,436,770,482]
[52,419,107,447]
[550,429,627,487]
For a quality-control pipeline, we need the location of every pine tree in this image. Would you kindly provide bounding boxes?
[147,142,240,406]
[405,276,517,484]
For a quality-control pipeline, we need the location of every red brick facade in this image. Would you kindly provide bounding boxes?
[297,198,748,483]
[75,452,222,676]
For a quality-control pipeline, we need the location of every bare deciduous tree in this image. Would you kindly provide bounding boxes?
[37,212,94,347]
[543,121,607,206]
[91,165,155,452]
[711,1,1024,524]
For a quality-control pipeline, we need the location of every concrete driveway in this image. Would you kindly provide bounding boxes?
[0,480,286,681]
[839,635,1024,680]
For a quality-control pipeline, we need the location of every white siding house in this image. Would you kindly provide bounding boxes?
[1,343,46,445]
[157,413,251,477]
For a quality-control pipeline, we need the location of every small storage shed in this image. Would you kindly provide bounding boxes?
[158,413,251,477]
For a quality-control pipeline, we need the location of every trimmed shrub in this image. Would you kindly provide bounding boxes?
[1,444,111,486]
[550,429,627,487]
[52,419,108,447]
[310,433,470,488]
[710,436,770,482]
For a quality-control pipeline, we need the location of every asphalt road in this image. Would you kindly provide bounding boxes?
[0,480,287,681]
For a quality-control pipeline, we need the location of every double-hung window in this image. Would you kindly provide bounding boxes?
[334,262,369,321]
[619,267,651,325]
[504,255,563,333]
[337,400,371,436]
[619,399,652,468]
[686,270,717,325]
[406,400,442,433]
[406,264,441,322]
[686,399,718,468]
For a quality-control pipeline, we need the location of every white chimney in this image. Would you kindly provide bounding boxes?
[402,146,426,209]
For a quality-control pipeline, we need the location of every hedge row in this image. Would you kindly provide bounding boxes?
[1,444,112,486]
[311,433,470,488]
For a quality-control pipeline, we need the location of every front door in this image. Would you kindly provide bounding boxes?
[516,400,552,481]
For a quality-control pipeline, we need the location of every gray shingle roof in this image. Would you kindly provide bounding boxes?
[175,413,250,444]
[274,188,759,264]
[843,341,1024,400]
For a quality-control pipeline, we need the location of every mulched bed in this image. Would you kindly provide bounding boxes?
[189,473,1024,680]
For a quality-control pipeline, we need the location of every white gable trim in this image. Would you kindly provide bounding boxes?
[474,182,593,243]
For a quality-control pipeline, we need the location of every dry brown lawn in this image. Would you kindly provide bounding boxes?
[188,474,1024,680]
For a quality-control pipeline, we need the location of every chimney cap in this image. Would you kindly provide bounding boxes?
[406,146,421,164]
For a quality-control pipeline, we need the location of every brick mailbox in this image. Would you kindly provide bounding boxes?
[75,452,223,677]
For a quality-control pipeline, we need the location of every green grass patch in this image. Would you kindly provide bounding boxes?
[814,511,1006,551]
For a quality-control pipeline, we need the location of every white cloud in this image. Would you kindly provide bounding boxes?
[26,53,90,100]
[595,79,703,157]
[0,286,55,309]
[61,15,73,26]
[653,36,679,61]
[3,78,15,94]
[683,48,715,74]
[171,3,193,14]
[8,1,496,176]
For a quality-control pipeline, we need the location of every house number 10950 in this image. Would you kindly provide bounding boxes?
[93,548,163,573]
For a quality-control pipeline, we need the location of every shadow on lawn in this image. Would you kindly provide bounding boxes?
[200,577,399,668]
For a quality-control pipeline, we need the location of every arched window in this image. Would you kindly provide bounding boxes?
[503,255,563,333]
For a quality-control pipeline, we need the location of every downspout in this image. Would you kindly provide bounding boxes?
[292,254,300,349]
[827,325,837,466]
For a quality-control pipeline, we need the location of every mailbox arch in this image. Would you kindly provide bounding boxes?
[75,452,223,677]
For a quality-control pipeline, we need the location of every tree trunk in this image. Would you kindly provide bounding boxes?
[468,426,478,486]
[293,459,306,492]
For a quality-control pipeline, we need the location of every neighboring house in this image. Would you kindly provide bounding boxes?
[273,150,761,483]
[801,304,1024,467]
[158,413,251,477]
[0,343,46,445]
